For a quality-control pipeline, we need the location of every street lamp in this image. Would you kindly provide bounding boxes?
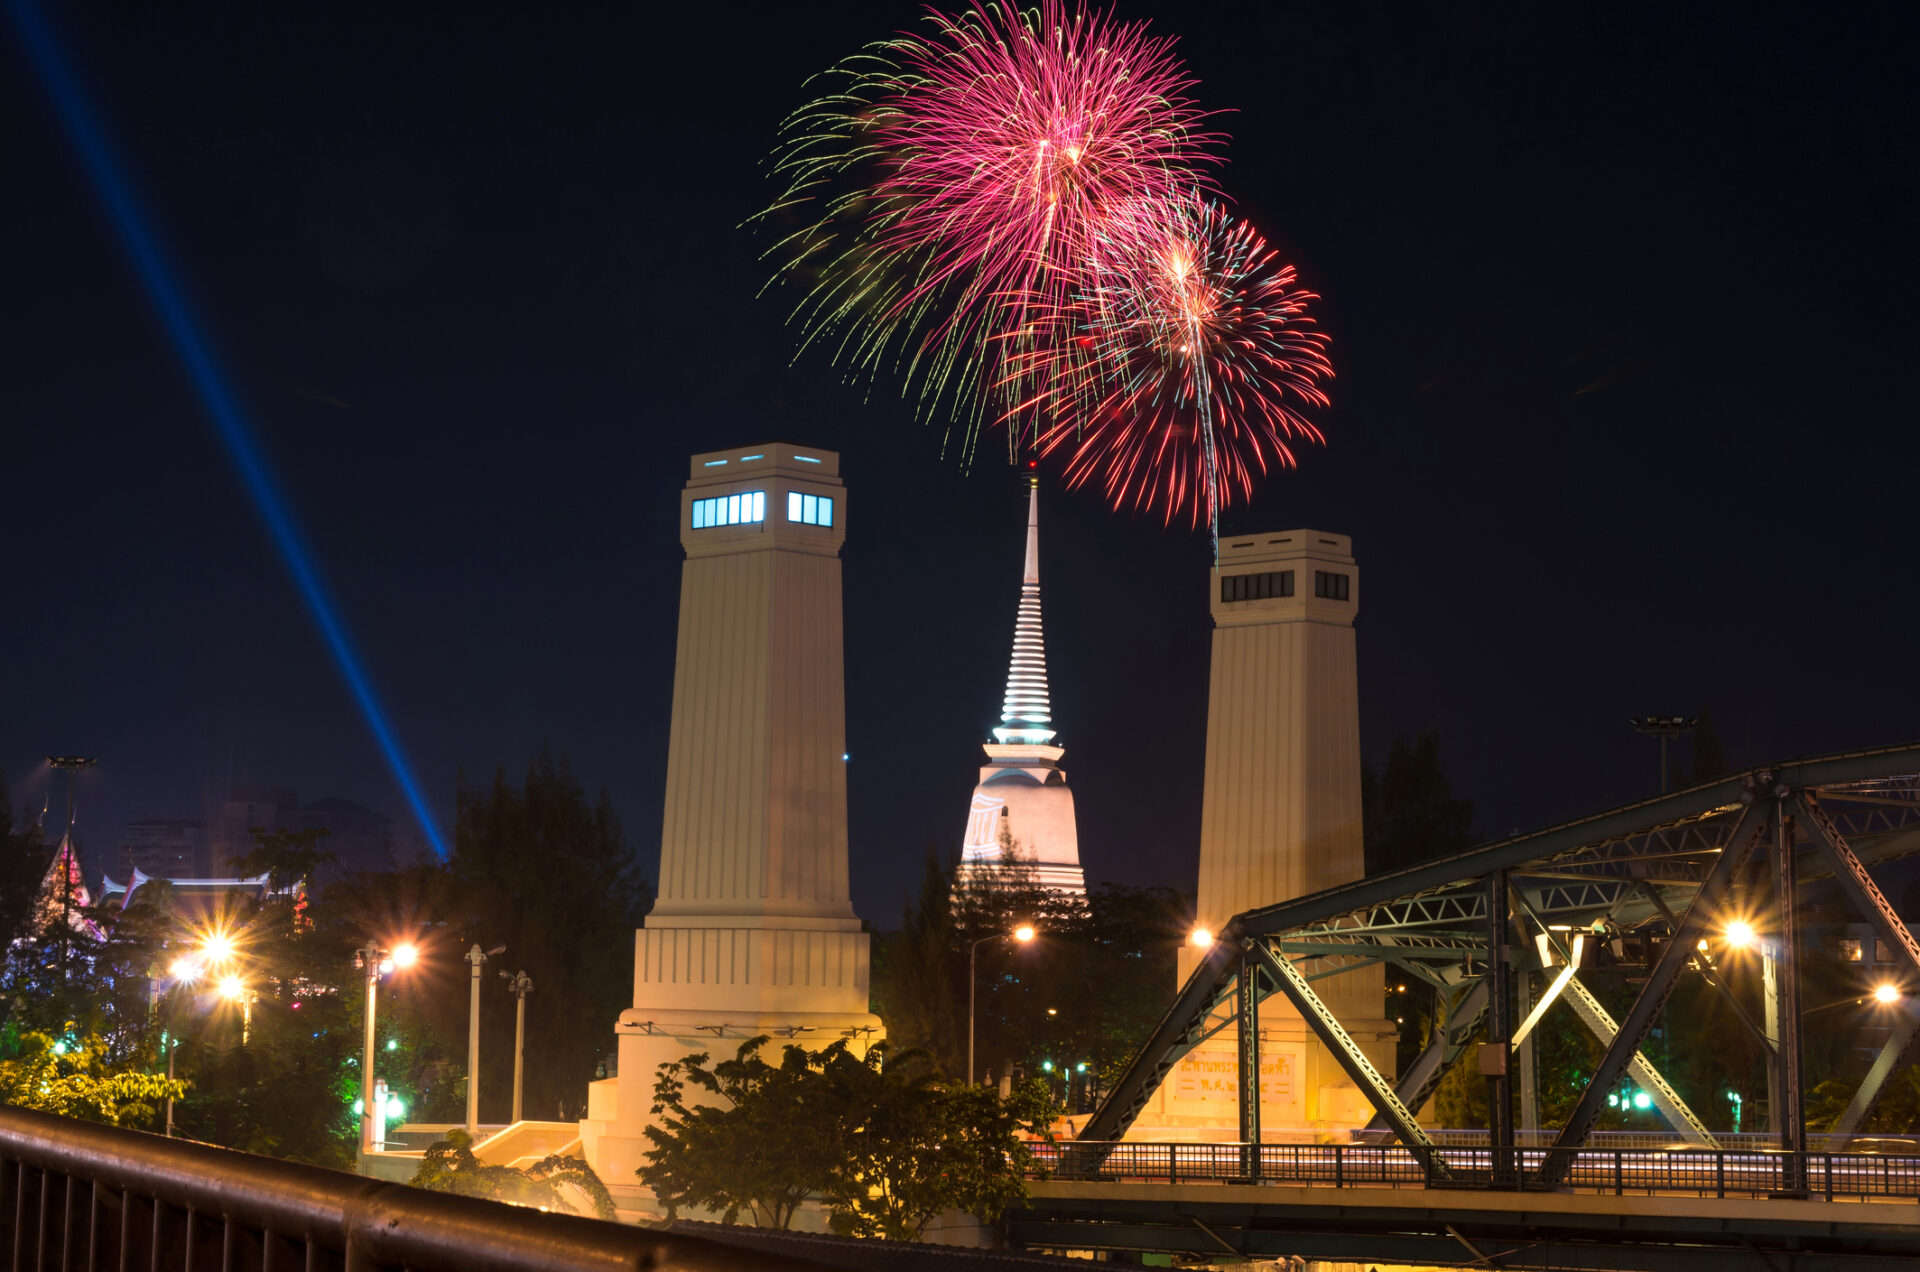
[160,955,203,1136]
[1190,928,1214,949]
[1723,920,1758,951]
[499,968,535,1124]
[969,924,1037,1086]
[1874,983,1901,1004]
[354,940,419,1160]
[217,974,259,1046]
[466,943,505,1136]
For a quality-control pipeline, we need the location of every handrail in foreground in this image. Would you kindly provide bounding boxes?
[1034,1140,1920,1202]
[0,1104,830,1271]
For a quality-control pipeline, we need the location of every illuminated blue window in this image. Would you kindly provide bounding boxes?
[786,491,834,526]
[691,490,765,529]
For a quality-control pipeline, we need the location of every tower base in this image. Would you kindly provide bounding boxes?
[580,1006,882,1220]
[1124,1011,1399,1141]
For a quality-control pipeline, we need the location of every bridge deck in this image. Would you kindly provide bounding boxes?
[1009,1179,1920,1272]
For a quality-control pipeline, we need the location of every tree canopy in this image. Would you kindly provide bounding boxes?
[640,1037,1052,1236]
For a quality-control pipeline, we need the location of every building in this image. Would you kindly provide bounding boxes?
[954,478,1086,897]
[115,820,208,880]
[580,444,882,1216]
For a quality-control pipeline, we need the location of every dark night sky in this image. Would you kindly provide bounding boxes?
[4,2,1917,925]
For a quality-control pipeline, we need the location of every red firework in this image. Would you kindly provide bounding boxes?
[1018,195,1332,528]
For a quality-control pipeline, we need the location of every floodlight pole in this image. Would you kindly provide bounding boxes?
[466,944,487,1136]
[355,944,383,1161]
[501,969,534,1124]
[1629,717,1696,792]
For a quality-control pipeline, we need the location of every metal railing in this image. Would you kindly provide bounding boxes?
[0,1105,823,1271]
[1036,1140,1920,1201]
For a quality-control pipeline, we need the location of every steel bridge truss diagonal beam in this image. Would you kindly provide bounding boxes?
[1833,1003,1920,1135]
[1073,938,1241,1149]
[1794,792,1920,1133]
[1364,979,1488,1137]
[1248,940,1440,1165]
[1540,800,1767,1182]
[1561,974,1719,1147]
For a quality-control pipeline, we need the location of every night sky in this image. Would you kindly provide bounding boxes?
[5,2,1917,926]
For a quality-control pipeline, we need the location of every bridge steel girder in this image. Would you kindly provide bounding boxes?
[1071,936,1240,1148]
[1234,745,1920,945]
[1796,792,1920,986]
[1074,744,1920,1159]
[1562,975,1719,1147]
[1248,940,1441,1168]
[1364,979,1489,1136]
[1236,944,1261,1177]
[1794,792,1920,1135]
[1833,1004,1920,1135]
[1538,799,1768,1179]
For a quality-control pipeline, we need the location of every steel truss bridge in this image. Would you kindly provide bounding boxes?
[1013,743,1920,1269]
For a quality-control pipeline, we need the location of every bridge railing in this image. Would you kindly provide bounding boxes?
[1037,1141,1920,1201]
[0,1105,819,1271]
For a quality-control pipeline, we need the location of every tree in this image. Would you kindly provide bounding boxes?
[639,1038,1053,1237]
[1362,732,1476,878]
[0,1029,185,1127]
[229,825,337,894]
[451,751,651,1120]
[815,1042,1053,1240]
[640,1038,843,1228]
[872,845,962,1076]
[412,1129,616,1219]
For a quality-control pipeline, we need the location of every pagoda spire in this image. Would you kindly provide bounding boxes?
[992,478,1055,746]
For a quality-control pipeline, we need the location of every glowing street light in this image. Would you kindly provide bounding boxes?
[169,956,202,984]
[1874,983,1901,1005]
[1723,920,1758,951]
[969,923,1038,1087]
[200,930,237,966]
[1190,928,1215,949]
[355,939,420,1160]
[218,975,259,1045]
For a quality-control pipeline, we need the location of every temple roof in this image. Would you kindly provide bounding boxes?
[992,478,1056,746]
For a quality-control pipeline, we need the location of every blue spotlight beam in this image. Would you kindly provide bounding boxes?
[9,0,449,857]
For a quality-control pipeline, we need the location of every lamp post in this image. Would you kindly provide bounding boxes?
[162,954,202,1137]
[1629,716,1696,792]
[218,974,258,1045]
[466,943,504,1136]
[354,940,417,1161]
[968,923,1036,1087]
[499,969,534,1124]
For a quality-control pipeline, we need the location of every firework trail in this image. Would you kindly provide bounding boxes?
[1014,194,1332,544]
[759,0,1218,458]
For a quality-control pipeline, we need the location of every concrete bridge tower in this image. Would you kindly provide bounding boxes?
[1147,530,1395,1133]
[580,443,882,1207]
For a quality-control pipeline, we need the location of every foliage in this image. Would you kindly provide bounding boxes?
[639,1038,844,1228]
[876,842,1190,1103]
[1362,733,1475,1073]
[450,751,650,1120]
[230,825,337,894]
[640,1038,1053,1237]
[411,1130,616,1219]
[0,1029,185,1127]
[816,1043,1054,1240]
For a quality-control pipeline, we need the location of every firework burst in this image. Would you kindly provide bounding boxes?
[1018,195,1332,535]
[759,0,1219,456]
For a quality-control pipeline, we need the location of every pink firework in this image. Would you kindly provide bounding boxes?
[1019,195,1332,531]
[761,0,1219,455]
